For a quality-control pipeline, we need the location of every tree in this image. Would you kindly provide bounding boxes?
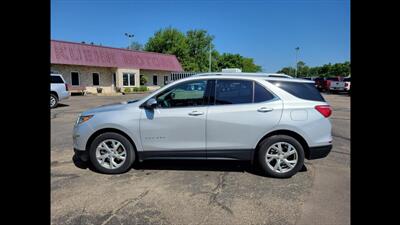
[140,75,148,85]
[185,29,214,72]
[277,66,296,76]
[144,27,262,72]
[144,27,189,65]
[128,41,143,50]
[216,53,262,72]
[277,61,350,78]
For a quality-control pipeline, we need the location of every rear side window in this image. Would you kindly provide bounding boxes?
[215,80,253,104]
[254,83,275,103]
[51,75,64,84]
[269,81,325,102]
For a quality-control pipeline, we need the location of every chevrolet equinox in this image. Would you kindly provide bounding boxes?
[73,73,332,178]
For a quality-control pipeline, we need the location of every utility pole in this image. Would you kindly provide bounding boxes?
[295,47,300,77]
[209,43,212,72]
[125,33,134,50]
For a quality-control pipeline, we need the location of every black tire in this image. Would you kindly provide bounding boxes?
[89,132,136,174]
[257,135,305,178]
[50,93,58,108]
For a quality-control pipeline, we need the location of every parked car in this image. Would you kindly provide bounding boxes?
[314,77,325,91]
[73,73,332,178]
[325,77,346,93]
[50,74,69,108]
[343,77,351,93]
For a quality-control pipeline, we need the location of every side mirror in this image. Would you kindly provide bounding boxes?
[145,98,157,109]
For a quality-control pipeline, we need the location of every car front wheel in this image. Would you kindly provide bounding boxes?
[89,132,136,174]
[258,135,305,178]
[50,94,58,108]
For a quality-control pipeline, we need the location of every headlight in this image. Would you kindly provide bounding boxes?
[76,115,94,125]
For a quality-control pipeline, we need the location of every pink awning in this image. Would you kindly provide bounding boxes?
[51,40,183,72]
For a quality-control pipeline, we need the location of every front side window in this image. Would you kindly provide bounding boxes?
[71,72,79,86]
[92,73,100,86]
[156,80,207,108]
[123,73,135,86]
[215,80,253,105]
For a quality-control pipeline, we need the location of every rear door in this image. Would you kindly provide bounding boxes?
[206,79,283,158]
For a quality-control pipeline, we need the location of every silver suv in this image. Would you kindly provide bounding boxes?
[50,74,69,108]
[73,73,332,178]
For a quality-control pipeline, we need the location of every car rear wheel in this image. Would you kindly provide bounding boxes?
[258,135,305,178]
[50,94,58,108]
[89,132,136,174]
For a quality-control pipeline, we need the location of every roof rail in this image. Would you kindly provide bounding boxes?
[193,72,293,78]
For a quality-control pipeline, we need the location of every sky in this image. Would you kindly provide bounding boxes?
[51,0,350,72]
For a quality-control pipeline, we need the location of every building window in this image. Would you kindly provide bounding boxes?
[123,73,135,86]
[153,75,158,85]
[112,73,116,86]
[164,76,168,85]
[71,72,80,86]
[92,73,100,86]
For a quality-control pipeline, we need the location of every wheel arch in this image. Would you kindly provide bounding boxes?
[254,129,310,162]
[50,91,58,99]
[85,128,138,153]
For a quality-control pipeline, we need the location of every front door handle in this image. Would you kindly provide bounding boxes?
[257,107,273,113]
[188,111,204,116]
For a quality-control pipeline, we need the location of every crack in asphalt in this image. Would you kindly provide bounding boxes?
[208,172,233,215]
[100,190,149,225]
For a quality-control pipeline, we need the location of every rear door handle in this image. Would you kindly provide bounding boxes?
[188,111,204,116]
[257,107,273,113]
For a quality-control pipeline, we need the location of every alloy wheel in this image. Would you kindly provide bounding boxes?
[95,139,127,169]
[265,142,298,173]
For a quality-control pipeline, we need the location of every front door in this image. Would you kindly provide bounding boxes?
[140,79,209,154]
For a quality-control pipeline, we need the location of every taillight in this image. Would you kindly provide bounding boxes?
[315,105,332,118]
[65,83,69,91]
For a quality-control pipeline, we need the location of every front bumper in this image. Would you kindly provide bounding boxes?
[306,145,332,160]
[73,122,94,151]
[74,148,89,162]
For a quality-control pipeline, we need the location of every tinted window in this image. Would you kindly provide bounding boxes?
[71,72,79,85]
[343,77,351,82]
[129,74,135,86]
[254,83,275,102]
[123,73,135,86]
[51,75,64,84]
[326,77,338,81]
[153,76,158,85]
[92,73,100,85]
[156,80,207,108]
[215,80,253,105]
[268,81,325,102]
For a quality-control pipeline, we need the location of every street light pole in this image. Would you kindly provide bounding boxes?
[295,47,300,77]
[125,33,134,50]
[209,43,212,72]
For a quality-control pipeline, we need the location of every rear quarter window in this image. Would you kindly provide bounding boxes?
[268,81,325,102]
[51,75,64,84]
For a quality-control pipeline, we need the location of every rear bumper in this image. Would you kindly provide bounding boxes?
[306,145,332,160]
[59,90,70,101]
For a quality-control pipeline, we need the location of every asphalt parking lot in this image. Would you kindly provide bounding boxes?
[51,93,350,225]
